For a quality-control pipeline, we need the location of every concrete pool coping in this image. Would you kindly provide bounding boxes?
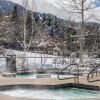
[0,75,100,100]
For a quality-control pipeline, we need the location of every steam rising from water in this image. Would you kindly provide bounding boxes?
[1,88,100,100]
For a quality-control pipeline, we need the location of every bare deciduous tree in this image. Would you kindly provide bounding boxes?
[16,0,35,71]
[57,0,96,64]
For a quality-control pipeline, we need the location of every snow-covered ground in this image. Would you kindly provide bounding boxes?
[5,49,71,69]
[0,49,100,72]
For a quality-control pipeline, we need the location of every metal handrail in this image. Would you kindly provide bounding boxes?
[57,63,79,82]
[87,64,100,82]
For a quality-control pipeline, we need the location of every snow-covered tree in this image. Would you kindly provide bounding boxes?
[57,0,96,63]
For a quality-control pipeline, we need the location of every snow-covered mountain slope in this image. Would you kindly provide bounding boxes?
[0,0,24,15]
[0,0,100,22]
[5,0,65,19]
[7,0,100,23]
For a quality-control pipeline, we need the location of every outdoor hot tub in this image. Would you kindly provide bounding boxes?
[0,84,100,100]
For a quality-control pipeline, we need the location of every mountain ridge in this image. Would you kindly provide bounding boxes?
[7,0,100,23]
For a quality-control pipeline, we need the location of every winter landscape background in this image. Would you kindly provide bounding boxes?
[0,0,100,72]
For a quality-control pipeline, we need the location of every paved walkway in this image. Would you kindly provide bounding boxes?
[0,75,100,87]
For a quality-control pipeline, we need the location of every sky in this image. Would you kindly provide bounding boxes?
[95,0,100,7]
[41,0,100,7]
[8,0,100,7]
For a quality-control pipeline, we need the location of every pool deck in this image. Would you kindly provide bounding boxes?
[0,75,100,87]
[0,75,100,100]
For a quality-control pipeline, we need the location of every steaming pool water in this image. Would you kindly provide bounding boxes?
[0,87,100,100]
